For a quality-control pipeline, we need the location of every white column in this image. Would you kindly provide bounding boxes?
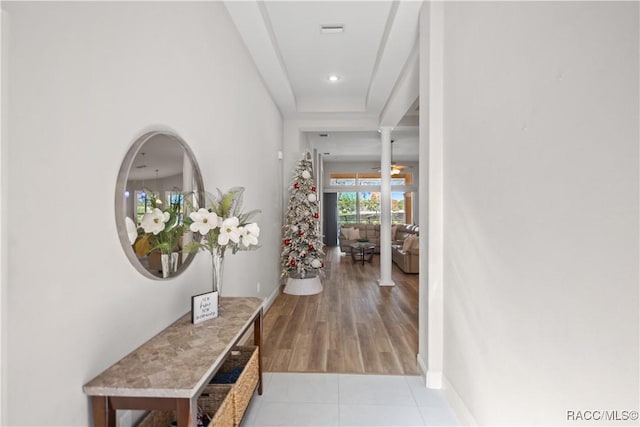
[379,127,395,287]
[424,1,444,389]
[0,9,5,424]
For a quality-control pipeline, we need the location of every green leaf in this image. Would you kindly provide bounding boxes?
[183,241,203,253]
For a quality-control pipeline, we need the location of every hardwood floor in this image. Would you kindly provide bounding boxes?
[262,246,419,375]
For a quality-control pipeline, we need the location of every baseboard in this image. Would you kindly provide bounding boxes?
[242,285,280,346]
[416,355,476,426]
[416,353,427,376]
[417,354,442,389]
[426,369,442,389]
[263,285,280,312]
[442,375,478,427]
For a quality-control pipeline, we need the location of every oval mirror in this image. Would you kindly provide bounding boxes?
[115,131,204,280]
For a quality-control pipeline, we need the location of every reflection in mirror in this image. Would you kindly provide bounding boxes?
[115,131,204,279]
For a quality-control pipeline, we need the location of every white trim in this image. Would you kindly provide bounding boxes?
[0,7,7,424]
[426,370,442,389]
[442,375,478,427]
[223,1,297,116]
[424,0,445,394]
[377,279,395,287]
[416,352,427,376]
[417,4,430,396]
[379,39,419,127]
[263,284,280,313]
[323,185,419,193]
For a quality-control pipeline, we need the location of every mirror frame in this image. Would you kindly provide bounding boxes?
[115,130,205,280]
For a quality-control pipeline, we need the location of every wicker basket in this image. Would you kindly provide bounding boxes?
[211,346,259,427]
[135,385,233,427]
[199,384,234,427]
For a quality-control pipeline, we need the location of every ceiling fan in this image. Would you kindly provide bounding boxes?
[373,140,411,175]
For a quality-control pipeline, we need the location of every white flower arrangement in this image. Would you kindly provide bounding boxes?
[136,199,183,255]
[141,208,171,235]
[184,187,260,257]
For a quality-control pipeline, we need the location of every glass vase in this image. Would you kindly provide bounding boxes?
[211,253,224,294]
[160,253,170,279]
[170,252,179,273]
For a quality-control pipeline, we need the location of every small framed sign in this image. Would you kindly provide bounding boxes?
[191,291,218,324]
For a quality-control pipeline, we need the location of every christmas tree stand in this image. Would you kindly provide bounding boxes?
[283,274,323,295]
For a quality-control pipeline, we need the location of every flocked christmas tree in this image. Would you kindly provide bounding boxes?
[281,152,324,279]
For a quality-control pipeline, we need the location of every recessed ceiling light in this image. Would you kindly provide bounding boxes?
[327,74,341,83]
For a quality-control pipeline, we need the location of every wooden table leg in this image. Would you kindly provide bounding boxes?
[91,396,116,427]
[176,398,197,427]
[367,249,374,263]
[254,308,263,395]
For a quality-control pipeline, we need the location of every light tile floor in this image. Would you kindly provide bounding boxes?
[240,373,460,427]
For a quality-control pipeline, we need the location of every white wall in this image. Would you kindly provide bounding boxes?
[0,7,7,423]
[434,2,639,425]
[2,2,282,425]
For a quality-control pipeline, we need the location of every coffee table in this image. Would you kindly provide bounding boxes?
[350,242,376,265]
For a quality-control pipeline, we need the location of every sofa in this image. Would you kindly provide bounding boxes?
[391,224,419,274]
[339,223,381,253]
[338,223,420,274]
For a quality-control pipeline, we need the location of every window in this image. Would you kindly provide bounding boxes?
[332,173,413,225]
[167,192,185,223]
[135,191,153,225]
[134,191,185,225]
[359,191,380,223]
[338,192,357,226]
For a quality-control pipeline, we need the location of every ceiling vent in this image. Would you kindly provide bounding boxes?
[320,24,344,34]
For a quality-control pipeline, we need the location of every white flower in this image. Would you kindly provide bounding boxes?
[291,225,298,232]
[311,258,322,268]
[189,208,219,235]
[307,193,317,202]
[301,170,311,179]
[140,208,170,235]
[125,216,138,245]
[218,217,241,245]
[240,223,260,247]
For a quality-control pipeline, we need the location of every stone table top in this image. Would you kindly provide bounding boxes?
[83,297,263,399]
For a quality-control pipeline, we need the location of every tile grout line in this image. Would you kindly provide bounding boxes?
[337,373,342,426]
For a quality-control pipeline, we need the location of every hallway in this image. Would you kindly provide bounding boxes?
[240,373,459,427]
[262,247,419,375]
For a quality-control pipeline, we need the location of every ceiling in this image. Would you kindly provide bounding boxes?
[307,128,418,163]
[128,134,185,181]
[224,1,421,161]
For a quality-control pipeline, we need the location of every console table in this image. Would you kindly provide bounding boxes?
[83,297,263,427]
